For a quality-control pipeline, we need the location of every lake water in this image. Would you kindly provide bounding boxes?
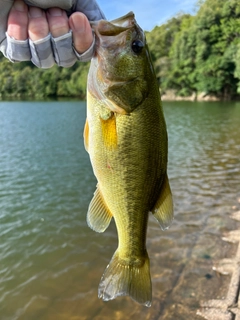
[0,100,240,320]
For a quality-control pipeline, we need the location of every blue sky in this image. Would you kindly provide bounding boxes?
[98,0,198,31]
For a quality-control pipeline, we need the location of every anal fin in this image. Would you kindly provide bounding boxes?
[87,186,112,233]
[152,173,174,230]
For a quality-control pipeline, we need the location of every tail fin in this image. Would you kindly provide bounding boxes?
[98,250,152,307]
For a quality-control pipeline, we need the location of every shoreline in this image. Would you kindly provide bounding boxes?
[197,210,240,320]
[1,91,240,102]
[161,90,240,102]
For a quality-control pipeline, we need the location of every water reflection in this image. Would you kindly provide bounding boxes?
[0,101,239,320]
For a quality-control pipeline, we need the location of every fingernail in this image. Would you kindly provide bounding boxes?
[13,0,26,12]
[29,7,43,18]
[48,8,63,17]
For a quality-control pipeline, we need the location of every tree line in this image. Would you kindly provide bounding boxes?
[1,0,240,100]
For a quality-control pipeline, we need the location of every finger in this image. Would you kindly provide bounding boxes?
[29,34,55,68]
[47,8,77,67]
[50,31,77,67]
[28,7,54,68]
[28,7,49,41]
[46,8,69,38]
[69,12,93,54]
[7,0,28,40]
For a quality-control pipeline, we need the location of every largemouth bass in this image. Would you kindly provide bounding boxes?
[84,12,173,307]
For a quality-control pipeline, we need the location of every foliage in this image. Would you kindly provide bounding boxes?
[0,54,89,99]
[1,0,240,99]
[149,0,240,99]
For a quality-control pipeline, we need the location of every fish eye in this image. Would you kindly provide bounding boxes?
[132,40,144,54]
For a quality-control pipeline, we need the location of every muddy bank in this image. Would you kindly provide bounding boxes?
[161,90,223,101]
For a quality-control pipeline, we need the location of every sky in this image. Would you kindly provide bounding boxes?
[98,0,198,31]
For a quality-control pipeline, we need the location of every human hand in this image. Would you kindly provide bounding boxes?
[0,0,105,68]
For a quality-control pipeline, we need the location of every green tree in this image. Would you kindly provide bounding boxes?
[0,59,16,96]
[146,14,191,84]
[1,0,240,100]
[158,0,240,99]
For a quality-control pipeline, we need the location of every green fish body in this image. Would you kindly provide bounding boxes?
[84,12,173,307]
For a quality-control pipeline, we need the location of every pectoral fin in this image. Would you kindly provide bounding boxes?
[152,174,174,230]
[100,112,118,149]
[87,186,112,233]
[83,119,89,152]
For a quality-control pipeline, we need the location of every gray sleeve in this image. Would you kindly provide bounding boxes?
[24,0,75,10]
[74,0,106,20]
[0,0,76,59]
[29,34,55,68]
[5,32,31,62]
[73,33,96,62]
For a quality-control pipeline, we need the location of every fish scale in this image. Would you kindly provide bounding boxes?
[84,12,174,307]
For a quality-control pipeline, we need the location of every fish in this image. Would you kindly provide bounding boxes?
[84,12,173,307]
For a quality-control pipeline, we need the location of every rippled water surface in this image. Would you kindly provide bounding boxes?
[0,100,240,320]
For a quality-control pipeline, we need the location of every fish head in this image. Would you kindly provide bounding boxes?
[88,12,154,114]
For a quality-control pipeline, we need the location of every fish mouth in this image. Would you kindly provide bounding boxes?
[90,12,135,35]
